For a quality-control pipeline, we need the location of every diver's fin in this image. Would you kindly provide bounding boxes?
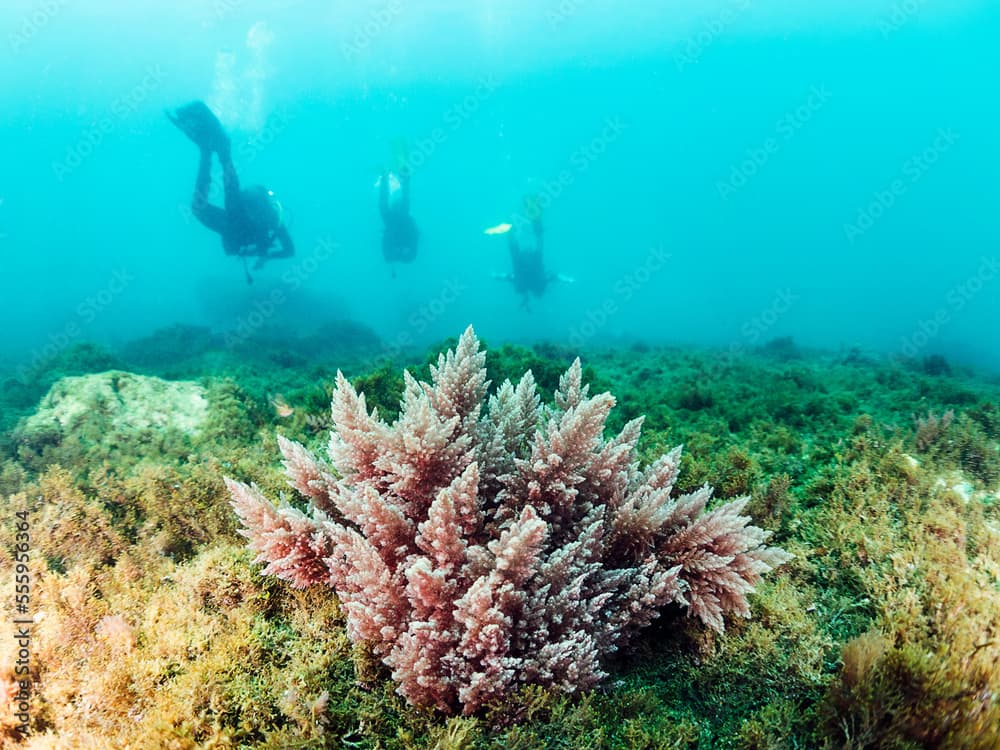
[167,100,229,153]
[523,193,544,221]
[391,136,412,173]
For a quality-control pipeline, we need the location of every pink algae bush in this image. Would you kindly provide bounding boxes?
[228,327,790,714]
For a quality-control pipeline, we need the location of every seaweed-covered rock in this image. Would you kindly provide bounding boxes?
[24,371,207,436]
[15,371,209,472]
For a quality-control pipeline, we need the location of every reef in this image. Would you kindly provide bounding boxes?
[0,330,997,748]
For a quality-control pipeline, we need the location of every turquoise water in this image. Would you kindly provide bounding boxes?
[1,1,997,372]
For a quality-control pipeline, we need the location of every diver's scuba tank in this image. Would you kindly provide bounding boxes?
[511,214,540,254]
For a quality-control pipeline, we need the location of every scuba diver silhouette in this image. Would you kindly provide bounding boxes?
[493,195,570,310]
[508,216,551,298]
[168,100,294,284]
[377,166,419,275]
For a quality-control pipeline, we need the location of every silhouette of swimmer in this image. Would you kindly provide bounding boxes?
[378,167,419,271]
[168,100,294,283]
[508,217,552,298]
[494,196,570,310]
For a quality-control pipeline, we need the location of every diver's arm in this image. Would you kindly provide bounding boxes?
[272,225,295,259]
[253,226,295,268]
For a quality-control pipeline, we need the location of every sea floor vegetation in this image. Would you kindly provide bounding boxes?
[1,323,997,749]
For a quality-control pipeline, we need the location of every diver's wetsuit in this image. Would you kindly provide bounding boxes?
[509,218,553,298]
[170,100,293,275]
[379,170,419,263]
[191,147,294,261]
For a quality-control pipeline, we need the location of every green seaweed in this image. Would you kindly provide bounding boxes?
[1,333,998,748]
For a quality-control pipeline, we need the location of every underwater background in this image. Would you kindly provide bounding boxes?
[3,3,1000,749]
[1,0,998,373]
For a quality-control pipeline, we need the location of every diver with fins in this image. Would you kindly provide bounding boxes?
[491,194,573,310]
[168,100,294,284]
[376,138,420,277]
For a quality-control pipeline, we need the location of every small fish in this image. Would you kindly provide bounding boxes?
[271,395,294,418]
[484,222,512,235]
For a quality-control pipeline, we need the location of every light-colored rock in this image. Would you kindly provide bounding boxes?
[22,371,208,439]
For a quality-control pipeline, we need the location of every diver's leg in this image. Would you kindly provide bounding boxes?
[219,145,241,215]
[168,101,228,152]
[399,169,411,214]
[379,172,390,221]
[191,148,226,232]
[193,147,211,206]
[508,235,521,268]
